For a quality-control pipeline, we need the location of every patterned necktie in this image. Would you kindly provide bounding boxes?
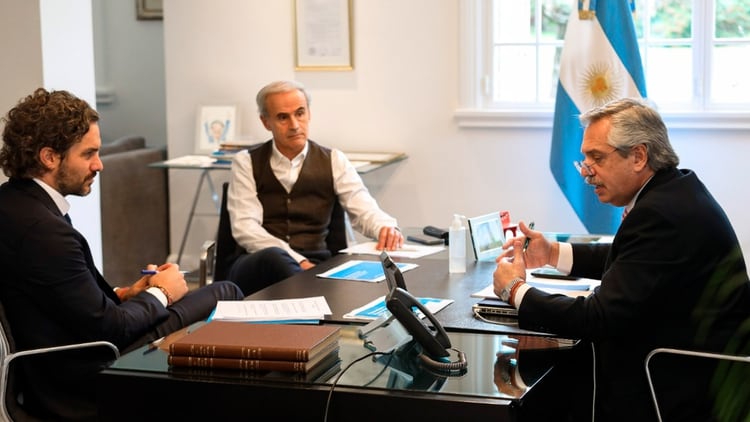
[621,208,629,221]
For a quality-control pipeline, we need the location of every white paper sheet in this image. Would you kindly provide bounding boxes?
[339,241,444,259]
[211,296,332,322]
[162,155,216,167]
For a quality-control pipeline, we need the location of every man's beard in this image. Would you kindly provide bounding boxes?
[56,165,94,196]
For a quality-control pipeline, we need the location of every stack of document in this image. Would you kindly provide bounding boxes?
[472,270,600,299]
[210,296,332,323]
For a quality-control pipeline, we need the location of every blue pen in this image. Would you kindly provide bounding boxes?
[141,269,189,275]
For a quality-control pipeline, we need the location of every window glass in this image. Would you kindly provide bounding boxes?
[715,0,750,38]
[648,0,692,40]
[494,0,533,42]
[712,45,750,103]
[712,0,750,104]
[494,46,537,103]
[491,0,569,105]
[539,0,570,41]
[644,45,692,104]
[482,0,750,112]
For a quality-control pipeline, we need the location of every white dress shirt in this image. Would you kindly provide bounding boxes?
[227,141,398,263]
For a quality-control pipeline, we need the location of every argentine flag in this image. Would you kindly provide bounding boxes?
[550,0,646,234]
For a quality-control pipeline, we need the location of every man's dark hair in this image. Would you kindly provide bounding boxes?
[0,88,99,178]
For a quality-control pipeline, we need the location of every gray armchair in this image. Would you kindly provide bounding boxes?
[99,136,168,286]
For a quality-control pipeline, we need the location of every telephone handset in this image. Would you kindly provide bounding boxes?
[386,287,451,358]
[380,251,407,291]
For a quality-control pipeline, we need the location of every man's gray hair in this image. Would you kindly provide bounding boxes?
[256,80,311,117]
[579,97,679,171]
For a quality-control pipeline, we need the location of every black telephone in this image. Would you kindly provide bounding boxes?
[379,252,467,372]
[386,287,453,356]
[386,288,467,372]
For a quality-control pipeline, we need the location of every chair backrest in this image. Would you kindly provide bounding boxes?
[645,347,750,421]
[0,300,25,421]
[213,182,241,281]
[0,298,120,422]
[324,199,348,255]
[213,182,348,281]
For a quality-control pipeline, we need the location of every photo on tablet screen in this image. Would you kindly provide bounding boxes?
[468,212,506,261]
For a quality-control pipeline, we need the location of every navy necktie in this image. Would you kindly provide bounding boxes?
[64,214,72,225]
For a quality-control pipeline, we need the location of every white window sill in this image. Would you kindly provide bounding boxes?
[455,109,750,131]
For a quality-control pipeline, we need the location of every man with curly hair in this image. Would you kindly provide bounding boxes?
[0,88,245,421]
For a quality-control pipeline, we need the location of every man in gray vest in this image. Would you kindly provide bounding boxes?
[226,80,403,295]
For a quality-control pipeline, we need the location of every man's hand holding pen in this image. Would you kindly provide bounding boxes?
[494,238,528,297]
[501,221,552,269]
[119,263,189,305]
[493,221,553,298]
[144,263,189,306]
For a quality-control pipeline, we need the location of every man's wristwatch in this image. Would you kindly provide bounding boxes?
[500,277,525,303]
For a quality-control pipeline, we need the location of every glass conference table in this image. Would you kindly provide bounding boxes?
[98,250,595,421]
[98,323,581,421]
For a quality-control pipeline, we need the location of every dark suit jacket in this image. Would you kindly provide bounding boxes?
[0,178,170,421]
[518,168,750,421]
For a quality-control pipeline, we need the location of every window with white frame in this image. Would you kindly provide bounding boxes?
[457,0,750,128]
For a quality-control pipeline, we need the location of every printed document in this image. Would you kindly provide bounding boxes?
[211,296,332,322]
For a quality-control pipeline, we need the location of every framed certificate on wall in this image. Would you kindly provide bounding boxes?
[294,0,353,70]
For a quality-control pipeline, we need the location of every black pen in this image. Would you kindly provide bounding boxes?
[522,222,535,252]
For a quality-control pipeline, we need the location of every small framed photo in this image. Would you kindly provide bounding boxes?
[195,106,237,155]
[467,212,506,261]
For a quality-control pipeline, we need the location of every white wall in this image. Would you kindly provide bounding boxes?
[162,0,750,269]
[0,1,43,123]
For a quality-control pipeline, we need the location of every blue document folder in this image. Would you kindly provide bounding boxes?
[317,260,418,282]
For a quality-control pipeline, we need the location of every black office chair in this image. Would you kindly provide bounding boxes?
[0,300,119,421]
[199,182,348,286]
